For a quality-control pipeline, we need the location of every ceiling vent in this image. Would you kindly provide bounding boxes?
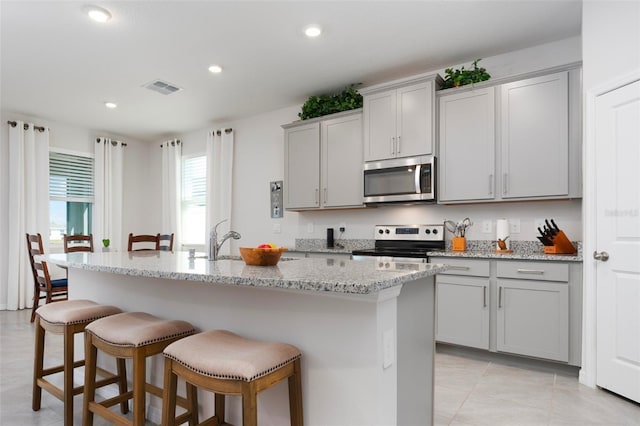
[142,79,182,95]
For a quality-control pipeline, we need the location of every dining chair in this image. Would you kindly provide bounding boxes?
[158,233,174,251]
[128,233,160,251]
[63,233,94,253]
[26,233,68,322]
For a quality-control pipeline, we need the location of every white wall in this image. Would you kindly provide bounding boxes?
[580,0,640,388]
[0,111,159,307]
[175,37,583,251]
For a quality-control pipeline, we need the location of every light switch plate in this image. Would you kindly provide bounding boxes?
[482,220,492,233]
[270,181,283,218]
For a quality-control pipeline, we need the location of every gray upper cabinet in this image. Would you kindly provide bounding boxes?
[362,75,439,162]
[437,64,582,204]
[321,113,363,208]
[284,122,320,209]
[501,72,569,199]
[283,110,363,211]
[439,87,496,201]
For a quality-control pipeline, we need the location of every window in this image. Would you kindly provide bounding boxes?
[49,150,94,245]
[181,155,206,245]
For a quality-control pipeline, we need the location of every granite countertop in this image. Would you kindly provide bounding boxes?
[46,251,448,295]
[426,250,582,262]
[293,239,583,262]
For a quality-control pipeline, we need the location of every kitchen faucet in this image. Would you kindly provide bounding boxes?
[209,219,241,261]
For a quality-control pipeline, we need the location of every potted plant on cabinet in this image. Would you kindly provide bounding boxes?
[298,85,363,120]
[102,239,110,252]
[442,59,491,89]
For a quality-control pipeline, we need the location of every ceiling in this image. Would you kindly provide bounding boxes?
[1,1,582,143]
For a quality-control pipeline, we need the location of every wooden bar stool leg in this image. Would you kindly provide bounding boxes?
[83,333,97,426]
[162,358,178,426]
[32,316,45,411]
[63,325,75,426]
[242,381,258,426]
[116,358,129,414]
[288,359,304,426]
[132,348,146,426]
[31,289,40,323]
[186,382,198,425]
[214,393,225,423]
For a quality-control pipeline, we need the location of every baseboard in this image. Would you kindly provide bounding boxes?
[436,343,580,376]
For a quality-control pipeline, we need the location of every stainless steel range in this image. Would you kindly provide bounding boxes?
[351,224,445,263]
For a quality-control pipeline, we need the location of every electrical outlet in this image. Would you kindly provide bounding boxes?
[307,223,314,234]
[272,223,281,234]
[510,219,521,234]
[482,220,492,233]
[339,222,346,233]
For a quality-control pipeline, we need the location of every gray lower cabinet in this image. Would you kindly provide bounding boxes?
[431,257,582,365]
[436,274,490,350]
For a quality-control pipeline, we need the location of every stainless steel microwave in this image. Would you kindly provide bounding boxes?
[363,155,435,204]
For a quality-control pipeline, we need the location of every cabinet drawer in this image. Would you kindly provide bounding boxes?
[430,258,490,277]
[496,261,569,282]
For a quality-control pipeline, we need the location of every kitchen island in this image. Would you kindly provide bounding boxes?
[47,251,447,426]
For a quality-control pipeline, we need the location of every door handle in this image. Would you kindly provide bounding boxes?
[593,251,610,262]
[483,286,487,308]
[315,188,319,205]
[489,174,494,195]
[516,269,545,275]
[503,173,508,194]
[324,188,328,203]
[498,286,503,308]
[448,265,470,271]
[397,135,401,153]
[390,137,395,154]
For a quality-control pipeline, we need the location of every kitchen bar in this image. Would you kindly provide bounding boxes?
[47,251,448,426]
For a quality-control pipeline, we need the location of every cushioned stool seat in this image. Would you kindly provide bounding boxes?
[162,330,303,426]
[33,300,125,426]
[83,312,195,426]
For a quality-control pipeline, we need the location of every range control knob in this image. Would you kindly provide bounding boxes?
[432,228,438,235]
[378,229,384,234]
[425,229,431,234]
[385,229,390,234]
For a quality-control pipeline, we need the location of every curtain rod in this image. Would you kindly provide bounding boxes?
[95,137,127,147]
[216,128,233,136]
[7,120,46,132]
[159,139,181,148]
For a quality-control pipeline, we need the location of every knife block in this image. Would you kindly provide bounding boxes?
[543,230,577,255]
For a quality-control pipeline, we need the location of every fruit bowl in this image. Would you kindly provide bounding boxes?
[239,247,288,266]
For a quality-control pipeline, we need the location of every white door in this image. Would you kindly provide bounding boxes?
[595,79,640,403]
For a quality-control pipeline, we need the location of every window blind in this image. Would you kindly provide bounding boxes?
[182,155,206,204]
[49,151,94,202]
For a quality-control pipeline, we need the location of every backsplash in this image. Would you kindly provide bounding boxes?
[295,238,582,257]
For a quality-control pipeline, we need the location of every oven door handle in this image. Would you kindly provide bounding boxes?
[415,164,422,194]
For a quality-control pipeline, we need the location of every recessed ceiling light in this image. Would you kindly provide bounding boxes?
[208,65,223,74]
[104,102,117,109]
[84,5,112,23]
[304,25,322,38]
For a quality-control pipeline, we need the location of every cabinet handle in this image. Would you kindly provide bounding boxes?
[483,286,487,308]
[503,173,508,194]
[315,188,319,205]
[397,136,401,153]
[448,265,470,271]
[390,137,395,154]
[324,188,328,203]
[498,286,503,308]
[489,174,494,195]
[516,268,545,275]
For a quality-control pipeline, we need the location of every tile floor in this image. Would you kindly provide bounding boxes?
[1,309,639,425]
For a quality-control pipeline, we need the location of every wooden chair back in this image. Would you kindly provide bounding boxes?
[25,233,68,322]
[63,234,94,253]
[128,233,160,251]
[158,233,174,251]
